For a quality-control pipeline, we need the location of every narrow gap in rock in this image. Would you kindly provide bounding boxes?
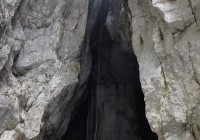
[62,0,158,139]
[87,26,158,140]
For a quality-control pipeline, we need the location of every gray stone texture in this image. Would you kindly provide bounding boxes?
[0,0,200,139]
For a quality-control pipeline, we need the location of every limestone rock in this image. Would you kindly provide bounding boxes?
[1,0,200,140]
[128,0,200,139]
[0,0,88,139]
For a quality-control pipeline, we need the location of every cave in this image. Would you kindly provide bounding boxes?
[61,0,158,140]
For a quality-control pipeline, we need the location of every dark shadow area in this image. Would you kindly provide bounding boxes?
[61,95,88,140]
[62,0,158,139]
[87,26,158,140]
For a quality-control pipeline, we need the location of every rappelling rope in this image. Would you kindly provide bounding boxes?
[94,2,104,140]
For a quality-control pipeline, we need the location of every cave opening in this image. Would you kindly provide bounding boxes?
[62,0,158,140]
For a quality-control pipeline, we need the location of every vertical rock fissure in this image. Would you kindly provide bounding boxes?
[62,0,158,139]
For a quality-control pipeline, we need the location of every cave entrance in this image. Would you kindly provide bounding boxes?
[62,0,158,140]
[86,26,158,140]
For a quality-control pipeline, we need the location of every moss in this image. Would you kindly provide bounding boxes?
[74,63,80,73]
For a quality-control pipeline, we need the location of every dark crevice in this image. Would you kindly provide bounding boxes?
[87,26,158,140]
[61,95,89,140]
[62,0,158,140]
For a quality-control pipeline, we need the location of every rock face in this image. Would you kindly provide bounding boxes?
[128,0,200,139]
[0,0,88,139]
[0,0,200,140]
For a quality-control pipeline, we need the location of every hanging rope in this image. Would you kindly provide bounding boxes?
[94,2,103,140]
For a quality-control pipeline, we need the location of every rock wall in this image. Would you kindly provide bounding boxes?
[0,0,200,140]
[0,0,89,139]
[128,0,200,139]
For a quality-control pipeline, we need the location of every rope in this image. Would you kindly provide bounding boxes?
[94,1,103,139]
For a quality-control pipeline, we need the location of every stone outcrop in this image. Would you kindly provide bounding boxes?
[129,0,200,139]
[0,0,200,140]
[0,0,88,139]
